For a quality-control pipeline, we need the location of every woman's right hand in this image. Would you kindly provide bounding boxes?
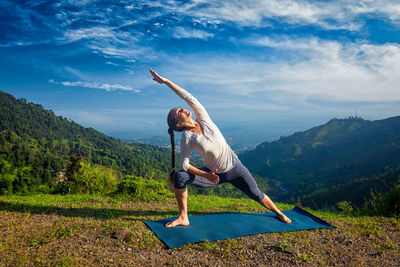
[205,169,219,183]
[150,69,167,84]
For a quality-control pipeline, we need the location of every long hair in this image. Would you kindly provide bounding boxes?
[167,128,175,186]
[167,108,184,186]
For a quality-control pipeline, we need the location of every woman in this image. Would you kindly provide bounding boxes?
[150,69,291,227]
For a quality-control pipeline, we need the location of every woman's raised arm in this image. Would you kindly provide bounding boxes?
[150,68,211,122]
[150,69,183,95]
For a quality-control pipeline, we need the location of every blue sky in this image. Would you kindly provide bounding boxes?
[1,0,400,145]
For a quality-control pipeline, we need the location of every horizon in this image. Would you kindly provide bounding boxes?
[1,1,400,146]
[3,88,397,150]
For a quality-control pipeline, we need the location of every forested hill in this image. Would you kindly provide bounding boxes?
[0,90,171,192]
[239,116,400,205]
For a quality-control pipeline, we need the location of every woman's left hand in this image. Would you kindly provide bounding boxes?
[205,169,219,183]
[150,69,167,84]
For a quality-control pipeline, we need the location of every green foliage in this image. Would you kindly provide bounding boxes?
[0,90,172,194]
[0,155,17,194]
[300,253,312,261]
[202,238,218,250]
[381,184,400,216]
[358,179,400,217]
[68,161,119,194]
[336,201,353,214]
[365,184,400,217]
[116,175,171,202]
[302,168,400,210]
[52,181,70,195]
[30,184,51,194]
[277,234,291,252]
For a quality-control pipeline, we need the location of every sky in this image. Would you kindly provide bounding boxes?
[1,0,400,146]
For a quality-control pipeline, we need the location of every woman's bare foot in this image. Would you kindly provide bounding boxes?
[277,213,292,224]
[165,217,190,227]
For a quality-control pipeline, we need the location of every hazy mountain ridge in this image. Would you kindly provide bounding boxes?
[239,116,400,204]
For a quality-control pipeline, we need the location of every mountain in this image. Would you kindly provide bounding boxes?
[0,90,172,193]
[301,168,400,209]
[239,116,400,204]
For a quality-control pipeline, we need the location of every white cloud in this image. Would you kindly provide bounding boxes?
[187,0,323,27]
[172,26,214,39]
[160,0,400,30]
[65,0,94,6]
[105,61,120,66]
[247,36,400,102]
[58,23,155,61]
[50,80,140,92]
[4,0,400,63]
[248,35,341,54]
[5,1,400,104]
[63,27,116,42]
[161,38,400,103]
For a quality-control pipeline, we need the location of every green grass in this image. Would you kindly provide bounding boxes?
[1,192,386,227]
[0,193,294,218]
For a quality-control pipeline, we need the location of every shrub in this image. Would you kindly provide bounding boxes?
[337,201,353,214]
[362,184,400,217]
[69,161,119,194]
[117,175,171,202]
[381,185,400,216]
[0,156,16,195]
[31,184,51,194]
[52,181,71,194]
[0,173,16,195]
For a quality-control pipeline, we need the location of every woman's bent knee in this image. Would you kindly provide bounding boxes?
[173,170,190,189]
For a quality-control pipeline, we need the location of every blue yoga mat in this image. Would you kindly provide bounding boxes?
[144,206,335,248]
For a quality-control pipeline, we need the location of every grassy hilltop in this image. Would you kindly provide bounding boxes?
[0,194,399,266]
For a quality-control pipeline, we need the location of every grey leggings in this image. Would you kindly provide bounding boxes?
[173,160,265,202]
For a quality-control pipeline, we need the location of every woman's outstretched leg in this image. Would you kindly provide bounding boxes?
[166,187,190,227]
[260,194,291,223]
[226,161,291,223]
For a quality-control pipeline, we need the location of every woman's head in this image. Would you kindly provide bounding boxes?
[167,107,192,132]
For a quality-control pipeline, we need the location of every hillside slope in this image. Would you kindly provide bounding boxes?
[240,116,400,203]
[0,90,171,191]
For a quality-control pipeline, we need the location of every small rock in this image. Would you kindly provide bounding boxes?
[284,247,299,256]
[126,247,132,251]
[335,236,346,243]
[345,239,353,245]
[111,228,130,240]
